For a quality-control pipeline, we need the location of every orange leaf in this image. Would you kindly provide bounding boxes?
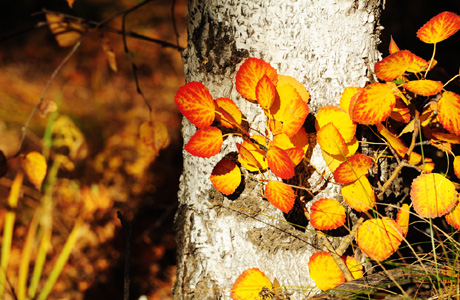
[390,99,411,123]
[236,57,278,101]
[308,252,345,291]
[356,218,403,261]
[210,159,241,195]
[438,91,460,136]
[256,75,277,110]
[285,147,304,166]
[231,268,273,300]
[341,176,376,212]
[215,97,243,129]
[410,173,458,218]
[431,132,460,145]
[265,181,296,213]
[333,154,372,184]
[376,123,422,165]
[417,11,460,44]
[22,152,47,190]
[174,81,215,128]
[340,87,363,118]
[374,50,415,81]
[270,83,309,137]
[403,80,443,96]
[184,127,223,158]
[343,256,363,280]
[388,36,400,54]
[310,198,346,230]
[272,127,309,153]
[237,136,268,172]
[352,83,396,125]
[317,123,347,156]
[139,121,170,153]
[407,55,437,73]
[396,203,410,238]
[454,156,460,180]
[445,200,460,230]
[316,106,356,143]
[321,137,359,172]
[267,145,295,179]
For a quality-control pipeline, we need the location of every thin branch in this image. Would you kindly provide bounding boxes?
[117,211,132,300]
[170,0,180,48]
[122,10,153,120]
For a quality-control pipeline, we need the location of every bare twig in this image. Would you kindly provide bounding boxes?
[117,211,132,300]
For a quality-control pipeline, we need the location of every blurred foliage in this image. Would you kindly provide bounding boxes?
[0,0,186,299]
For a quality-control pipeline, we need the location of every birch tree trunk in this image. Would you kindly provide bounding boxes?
[174,1,384,299]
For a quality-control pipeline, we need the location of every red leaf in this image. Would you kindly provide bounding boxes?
[184,126,223,158]
[266,145,295,179]
[174,82,215,128]
[265,181,296,213]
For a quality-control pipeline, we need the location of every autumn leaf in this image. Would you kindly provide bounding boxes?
[333,154,372,184]
[46,12,86,47]
[277,75,310,103]
[271,127,309,153]
[374,50,415,81]
[174,81,215,128]
[184,126,223,158]
[237,136,268,172]
[270,82,309,137]
[285,147,304,166]
[308,252,345,291]
[376,123,422,165]
[310,198,346,230]
[266,145,295,179]
[343,256,363,280]
[445,200,460,230]
[321,137,359,172]
[231,268,273,300]
[407,55,437,73]
[210,159,241,195]
[390,99,411,123]
[265,181,296,213]
[410,173,457,218]
[341,176,376,212]
[102,37,117,72]
[340,87,363,117]
[417,11,460,44]
[317,123,347,156]
[256,75,276,110]
[352,83,396,125]
[356,218,403,261]
[396,204,410,238]
[454,156,460,180]
[236,57,278,101]
[316,106,356,143]
[403,80,443,96]
[139,121,170,153]
[22,152,47,190]
[215,97,243,129]
[438,91,460,136]
[388,36,400,54]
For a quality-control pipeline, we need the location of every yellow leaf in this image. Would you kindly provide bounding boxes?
[310,198,346,230]
[317,123,347,156]
[352,83,396,125]
[410,173,457,218]
[238,136,268,172]
[343,256,363,280]
[139,121,170,153]
[22,152,47,190]
[417,11,460,44]
[102,37,117,72]
[341,176,376,212]
[403,80,443,96]
[265,181,296,213]
[356,218,403,261]
[316,105,356,143]
[308,252,345,291]
[438,91,460,136]
[46,12,86,47]
[210,159,241,195]
[231,268,273,300]
[396,204,410,238]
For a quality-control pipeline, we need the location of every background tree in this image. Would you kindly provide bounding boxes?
[173,0,384,298]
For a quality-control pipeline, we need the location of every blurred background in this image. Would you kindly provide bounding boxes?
[0,0,459,299]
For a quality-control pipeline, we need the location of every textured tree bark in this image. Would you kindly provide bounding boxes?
[174,1,384,299]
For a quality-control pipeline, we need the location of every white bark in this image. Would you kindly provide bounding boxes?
[174,1,383,299]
